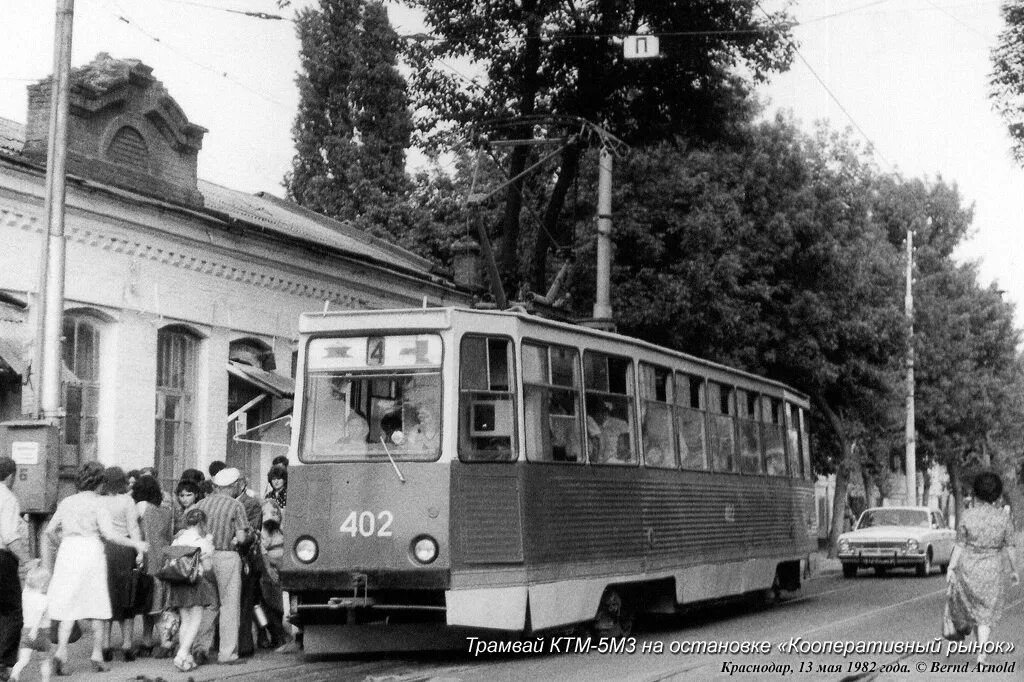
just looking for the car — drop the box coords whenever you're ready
[837,506,955,578]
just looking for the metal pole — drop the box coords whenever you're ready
[905,220,917,505]
[592,145,613,324]
[37,0,75,417]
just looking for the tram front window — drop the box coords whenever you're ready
[301,335,442,462]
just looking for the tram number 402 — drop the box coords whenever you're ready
[339,510,394,538]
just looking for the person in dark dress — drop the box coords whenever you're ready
[0,457,28,682]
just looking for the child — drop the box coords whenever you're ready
[11,560,51,682]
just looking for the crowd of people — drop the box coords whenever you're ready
[0,455,293,680]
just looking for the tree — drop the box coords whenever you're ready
[873,176,1021,524]
[286,0,413,224]
[991,0,1024,163]
[558,115,906,553]
[402,0,796,295]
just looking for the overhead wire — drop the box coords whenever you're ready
[755,2,895,173]
[103,0,293,109]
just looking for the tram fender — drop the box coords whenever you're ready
[527,579,609,631]
[446,585,528,630]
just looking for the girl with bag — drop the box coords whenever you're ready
[945,472,1020,664]
[162,508,215,673]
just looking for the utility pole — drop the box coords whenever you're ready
[591,145,613,329]
[904,218,923,506]
[34,0,75,418]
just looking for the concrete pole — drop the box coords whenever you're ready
[592,145,613,325]
[905,221,916,505]
[36,0,75,417]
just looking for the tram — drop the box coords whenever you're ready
[280,307,818,652]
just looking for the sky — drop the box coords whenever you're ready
[1,0,1023,320]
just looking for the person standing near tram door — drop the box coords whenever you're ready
[1,457,29,682]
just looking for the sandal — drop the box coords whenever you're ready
[174,655,197,673]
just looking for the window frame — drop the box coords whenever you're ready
[638,362,677,469]
[582,350,638,466]
[457,334,518,463]
[155,326,199,493]
[522,339,585,465]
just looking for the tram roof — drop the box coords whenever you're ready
[299,306,809,404]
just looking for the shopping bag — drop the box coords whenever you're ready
[155,545,202,584]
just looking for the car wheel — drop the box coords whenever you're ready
[842,564,858,578]
[916,551,932,577]
[940,562,949,574]
[874,566,888,576]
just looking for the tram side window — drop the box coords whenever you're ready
[675,373,708,470]
[785,403,803,477]
[459,336,516,462]
[737,390,763,474]
[706,382,736,472]
[523,342,583,463]
[640,363,676,468]
[788,404,811,479]
[764,398,787,476]
[584,352,636,465]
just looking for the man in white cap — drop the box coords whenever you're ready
[193,467,252,665]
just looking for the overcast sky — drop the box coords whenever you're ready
[2,0,1022,320]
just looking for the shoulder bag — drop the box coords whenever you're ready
[155,545,202,584]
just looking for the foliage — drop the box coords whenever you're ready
[285,0,413,224]
[991,0,1024,164]
[401,0,797,293]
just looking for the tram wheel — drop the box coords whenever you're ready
[592,589,634,639]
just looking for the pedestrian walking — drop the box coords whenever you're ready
[44,462,148,675]
[1,456,29,682]
[133,475,173,656]
[234,474,262,658]
[163,508,216,673]
[99,466,143,662]
[946,471,1021,664]
[9,560,51,682]
[192,467,251,665]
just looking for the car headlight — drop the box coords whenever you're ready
[905,539,919,552]
[839,539,850,551]
[294,536,319,564]
[412,535,439,564]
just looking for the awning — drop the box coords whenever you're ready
[227,360,295,399]
[0,337,27,376]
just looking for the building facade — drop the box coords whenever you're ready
[0,54,472,499]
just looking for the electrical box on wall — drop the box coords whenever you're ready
[0,419,60,513]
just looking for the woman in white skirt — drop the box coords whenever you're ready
[43,462,148,675]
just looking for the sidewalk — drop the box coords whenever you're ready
[20,644,305,681]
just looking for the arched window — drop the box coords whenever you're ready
[155,326,199,492]
[62,315,102,464]
[107,126,149,171]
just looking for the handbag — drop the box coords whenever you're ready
[942,582,971,641]
[155,545,202,584]
[129,566,155,612]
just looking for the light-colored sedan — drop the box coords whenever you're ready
[838,506,955,578]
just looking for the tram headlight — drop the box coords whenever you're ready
[294,536,319,564]
[411,535,439,564]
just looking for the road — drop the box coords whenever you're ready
[51,568,1022,681]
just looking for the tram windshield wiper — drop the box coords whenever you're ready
[379,436,406,483]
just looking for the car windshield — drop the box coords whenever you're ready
[857,509,929,529]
